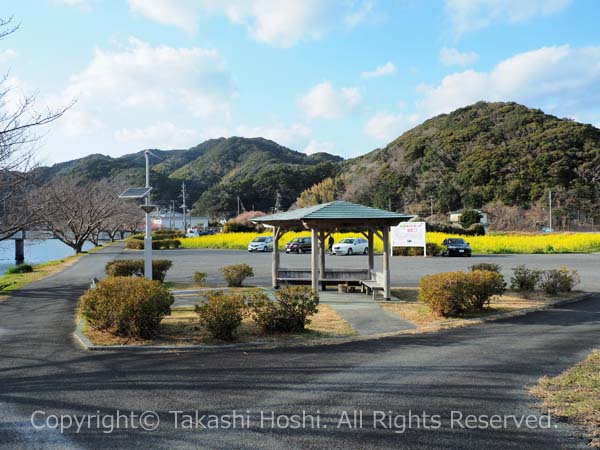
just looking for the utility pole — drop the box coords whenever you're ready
[274,191,281,213]
[388,197,392,212]
[237,195,241,216]
[549,189,552,231]
[181,182,187,231]
[429,196,434,217]
[170,200,175,230]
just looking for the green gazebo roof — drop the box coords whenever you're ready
[252,201,412,228]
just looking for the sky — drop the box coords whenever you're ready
[2,0,600,165]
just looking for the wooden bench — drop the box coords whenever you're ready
[277,268,370,288]
[360,270,385,300]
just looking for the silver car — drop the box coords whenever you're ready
[332,237,368,255]
[248,236,273,252]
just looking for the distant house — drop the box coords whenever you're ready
[150,210,209,231]
[449,209,488,226]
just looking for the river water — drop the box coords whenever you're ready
[0,239,96,274]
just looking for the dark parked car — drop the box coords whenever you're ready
[442,238,472,257]
[285,237,312,254]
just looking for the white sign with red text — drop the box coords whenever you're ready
[391,222,426,249]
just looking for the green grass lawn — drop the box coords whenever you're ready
[531,350,600,448]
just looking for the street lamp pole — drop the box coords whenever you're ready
[143,150,153,279]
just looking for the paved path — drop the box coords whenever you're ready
[318,291,416,335]
[0,245,598,449]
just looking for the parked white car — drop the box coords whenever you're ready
[332,237,368,255]
[248,236,274,252]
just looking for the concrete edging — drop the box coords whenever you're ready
[72,292,595,352]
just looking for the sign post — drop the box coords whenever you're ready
[391,222,427,257]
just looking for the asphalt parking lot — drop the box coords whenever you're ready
[150,248,600,291]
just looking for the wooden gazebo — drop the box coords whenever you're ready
[252,201,412,300]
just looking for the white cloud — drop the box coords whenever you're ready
[344,1,373,28]
[62,37,233,128]
[303,139,337,155]
[129,0,199,33]
[440,47,479,66]
[128,0,370,47]
[446,0,571,36]
[364,111,419,141]
[299,82,361,120]
[114,122,199,149]
[361,61,397,78]
[420,45,600,117]
[0,49,17,63]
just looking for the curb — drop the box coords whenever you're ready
[73,292,596,352]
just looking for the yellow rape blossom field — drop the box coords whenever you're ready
[180,231,600,254]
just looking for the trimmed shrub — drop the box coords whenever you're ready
[105,259,172,282]
[195,290,247,341]
[126,237,182,250]
[152,260,173,282]
[249,286,319,333]
[540,267,580,295]
[220,264,254,287]
[125,239,144,250]
[419,270,505,316]
[78,276,173,338]
[193,271,207,286]
[419,271,470,317]
[510,265,542,292]
[470,263,501,273]
[5,263,34,274]
[465,270,505,310]
[468,223,486,236]
[393,243,443,257]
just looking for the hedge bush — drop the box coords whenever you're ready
[125,239,144,250]
[195,290,247,340]
[465,270,505,310]
[5,263,34,274]
[78,276,173,338]
[393,243,443,256]
[419,271,470,317]
[470,263,501,273]
[249,286,319,333]
[193,271,207,286]
[419,270,505,317]
[510,265,542,292]
[220,264,254,287]
[126,238,181,250]
[105,259,173,282]
[540,267,580,295]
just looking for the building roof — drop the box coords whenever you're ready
[252,201,412,229]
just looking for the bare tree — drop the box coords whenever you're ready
[35,177,126,254]
[0,17,70,240]
[101,207,143,242]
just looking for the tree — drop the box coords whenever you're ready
[460,209,482,228]
[0,17,69,240]
[35,177,126,254]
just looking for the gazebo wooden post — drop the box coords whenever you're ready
[272,226,281,289]
[311,227,319,293]
[367,228,374,274]
[382,225,391,300]
[319,231,326,291]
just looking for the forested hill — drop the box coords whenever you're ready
[335,102,600,221]
[36,102,600,222]
[35,137,342,218]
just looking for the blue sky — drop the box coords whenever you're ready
[2,0,599,164]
